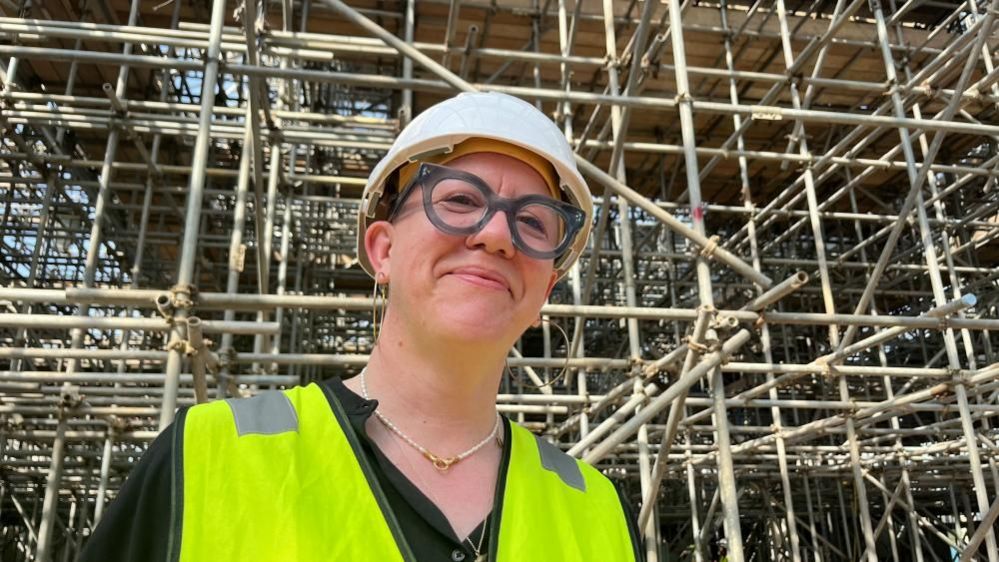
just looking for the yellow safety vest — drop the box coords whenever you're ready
[175,383,637,561]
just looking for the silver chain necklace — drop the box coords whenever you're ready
[467,523,487,561]
[360,369,501,472]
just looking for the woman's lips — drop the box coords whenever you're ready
[448,268,510,292]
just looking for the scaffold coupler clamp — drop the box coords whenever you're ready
[165,338,187,354]
[639,361,654,380]
[708,339,724,356]
[687,339,709,355]
[169,283,198,312]
[883,77,901,99]
[640,52,653,74]
[753,312,767,331]
[711,314,739,332]
[217,346,237,372]
[59,383,83,410]
[846,398,859,416]
[923,79,943,100]
[4,412,24,428]
[106,415,127,436]
[267,125,283,144]
[628,358,643,375]
[784,128,807,144]
[699,234,721,259]
[817,360,836,379]
[937,315,952,330]
[155,292,175,322]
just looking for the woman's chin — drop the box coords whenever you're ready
[428,307,525,346]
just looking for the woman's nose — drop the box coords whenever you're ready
[466,210,516,258]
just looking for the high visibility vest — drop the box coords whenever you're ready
[175,383,638,561]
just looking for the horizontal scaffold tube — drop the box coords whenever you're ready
[0,314,279,334]
[3,288,995,329]
[1,46,996,136]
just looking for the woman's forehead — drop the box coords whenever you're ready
[445,152,553,198]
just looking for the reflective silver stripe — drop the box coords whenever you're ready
[534,435,586,492]
[225,391,299,436]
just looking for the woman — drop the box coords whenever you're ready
[82,92,641,561]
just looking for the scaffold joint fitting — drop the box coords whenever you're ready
[847,398,859,414]
[699,235,720,258]
[165,339,187,353]
[819,361,837,377]
[218,347,237,370]
[640,53,652,71]
[912,80,932,98]
[674,92,693,105]
[687,340,709,354]
[169,283,198,311]
[59,383,83,409]
[753,315,766,331]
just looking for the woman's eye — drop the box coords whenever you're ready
[435,191,485,213]
[517,214,548,235]
[444,194,479,206]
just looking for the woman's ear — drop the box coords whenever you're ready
[365,220,394,279]
[544,271,558,300]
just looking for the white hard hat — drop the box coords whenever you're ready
[356,91,593,281]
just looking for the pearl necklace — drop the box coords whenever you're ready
[360,369,501,472]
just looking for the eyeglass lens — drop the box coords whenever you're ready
[429,177,568,255]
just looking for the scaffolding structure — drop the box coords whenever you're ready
[0,0,997,560]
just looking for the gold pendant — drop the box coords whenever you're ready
[424,452,458,472]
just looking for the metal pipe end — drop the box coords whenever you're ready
[102,83,113,92]
[793,271,809,285]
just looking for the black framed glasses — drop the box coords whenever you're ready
[387,162,586,260]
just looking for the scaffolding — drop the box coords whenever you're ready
[0,0,997,560]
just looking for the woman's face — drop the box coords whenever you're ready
[366,152,559,347]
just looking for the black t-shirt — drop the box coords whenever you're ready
[80,378,643,561]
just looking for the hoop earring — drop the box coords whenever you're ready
[372,273,388,343]
[506,316,572,389]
